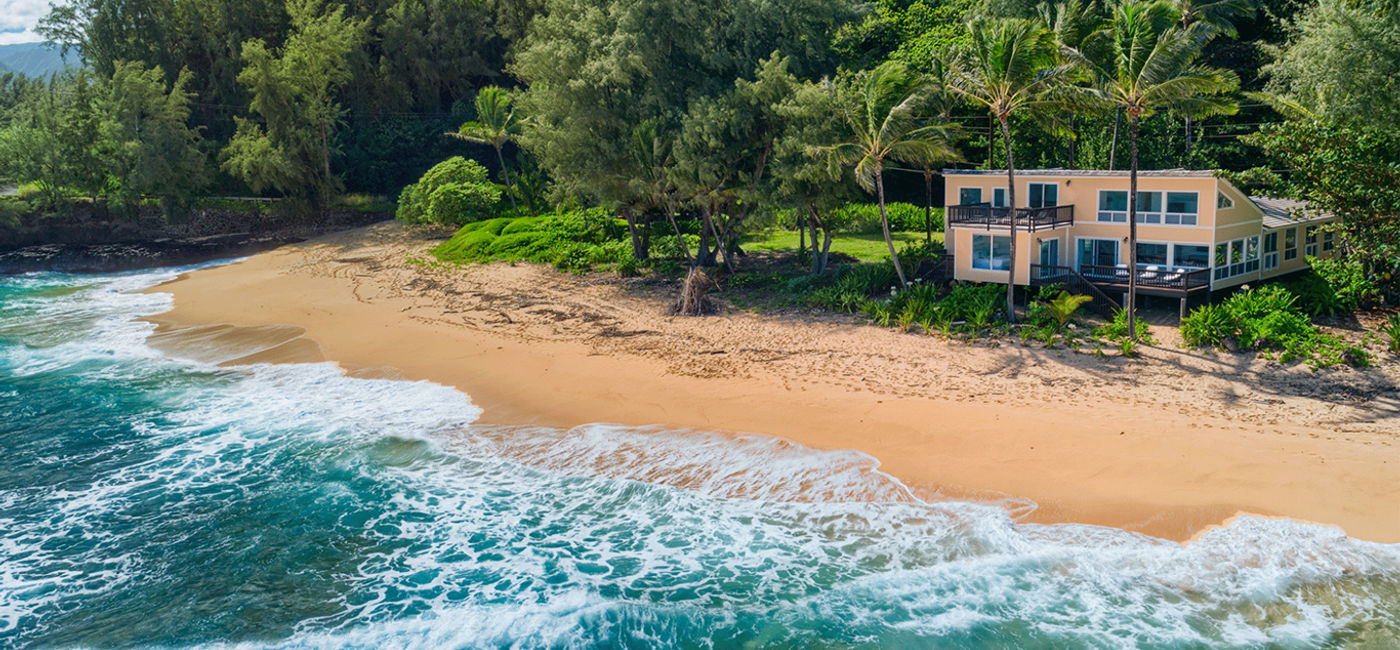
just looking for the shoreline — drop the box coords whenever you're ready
[140,222,1400,543]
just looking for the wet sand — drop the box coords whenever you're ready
[142,222,1400,543]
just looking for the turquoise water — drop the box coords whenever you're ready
[1,267,1397,649]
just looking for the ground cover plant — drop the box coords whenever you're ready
[1180,285,1371,368]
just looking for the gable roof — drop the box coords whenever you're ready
[1250,196,1333,228]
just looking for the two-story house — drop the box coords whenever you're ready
[941,169,1337,315]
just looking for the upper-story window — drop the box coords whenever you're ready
[1097,190,1199,225]
[1097,191,1128,222]
[958,187,1008,207]
[1028,183,1058,208]
[1284,227,1298,260]
[1305,225,1319,256]
[1217,192,1233,208]
[1164,192,1199,225]
[1322,229,1335,252]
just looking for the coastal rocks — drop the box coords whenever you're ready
[0,204,389,274]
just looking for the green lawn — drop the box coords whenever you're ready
[743,230,941,263]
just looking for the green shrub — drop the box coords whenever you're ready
[431,208,635,273]
[1095,308,1155,344]
[1382,313,1400,355]
[1309,256,1380,312]
[396,156,504,225]
[836,263,900,297]
[837,202,930,234]
[1179,285,1368,367]
[1278,271,1343,317]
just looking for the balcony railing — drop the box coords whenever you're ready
[947,204,1074,231]
[1047,263,1209,294]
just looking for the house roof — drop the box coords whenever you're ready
[942,168,1217,178]
[1249,196,1333,228]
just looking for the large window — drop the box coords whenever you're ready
[959,188,983,205]
[1213,235,1260,280]
[1165,192,1199,225]
[1028,183,1058,208]
[1136,242,1168,266]
[971,234,1011,271]
[1098,191,1128,222]
[1097,190,1198,225]
[1078,238,1119,270]
[1136,191,1163,224]
[992,187,1008,208]
[1263,231,1279,271]
[1039,239,1060,267]
[1284,227,1298,260]
[1173,244,1210,269]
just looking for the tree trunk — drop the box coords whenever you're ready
[1184,115,1193,154]
[1127,113,1141,342]
[495,145,520,216]
[664,206,692,268]
[698,209,718,267]
[1109,108,1121,171]
[923,169,934,244]
[987,113,995,166]
[875,163,909,289]
[1067,112,1077,169]
[1000,117,1019,323]
[623,209,646,261]
[798,210,806,255]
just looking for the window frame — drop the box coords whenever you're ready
[1284,227,1298,261]
[1028,182,1059,209]
[971,234,1012,271]
[958,187,984,206]
[1263,231,1279,271]
[1305,225,1319,257]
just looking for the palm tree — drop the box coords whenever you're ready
[1037,0,1107,168]
[1085,0,1238,340]
[950,17,1081,321]
[813,61,956,288]
[1166,0,1251,150]
[915,51,963,244]
[448,86,522,216]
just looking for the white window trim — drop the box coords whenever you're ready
[1213,235,1262,281]
[1132,240,1210,271]
[992,187,1008,208]
[1095,189,1200,226]
[971,233,1012,271]
[1074,236,1121,271]
[1216,192,1234,209]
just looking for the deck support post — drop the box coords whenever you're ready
[1179,296,1188,323]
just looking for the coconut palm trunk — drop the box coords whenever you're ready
[875,164,908,287]
[1127,112,1141,340]
[998,117,1019,322]
[923,169,935,244]
[493,144,519,216]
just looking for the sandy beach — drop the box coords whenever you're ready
[142,222,1400,543]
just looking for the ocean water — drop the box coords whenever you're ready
[0,267,1397,649]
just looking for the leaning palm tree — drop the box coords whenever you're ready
[915,51,964,244]
[1085,0,1238,340]
[950,17,1081,321]
[813,61,957,288]
[448,86,522,216]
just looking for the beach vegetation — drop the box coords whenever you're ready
[446,86,523,216]
[396,157,504,226]
[433,208,640,273]
[1382,314,1400,355]
[1180,285,1370,368]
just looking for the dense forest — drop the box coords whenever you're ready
[0,0,1396,313]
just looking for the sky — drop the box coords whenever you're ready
[0,0,52,45]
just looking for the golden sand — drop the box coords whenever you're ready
[142,222,1400,542]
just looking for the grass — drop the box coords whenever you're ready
[743,230,941,262]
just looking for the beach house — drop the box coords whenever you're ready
[941,169,1337,314]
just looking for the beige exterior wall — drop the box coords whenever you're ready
[943,171,1333,290]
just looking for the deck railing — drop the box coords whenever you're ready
[946,204,1074,231]
[1069,263,1212,292]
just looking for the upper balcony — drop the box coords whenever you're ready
[947,204,1074,232]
